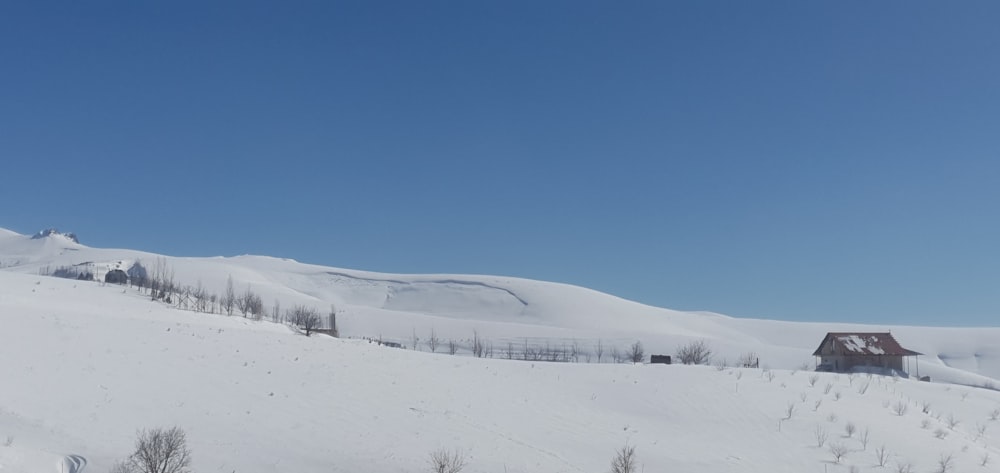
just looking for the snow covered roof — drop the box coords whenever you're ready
[812,332,922,357]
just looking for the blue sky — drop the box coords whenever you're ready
[2,2,999,326]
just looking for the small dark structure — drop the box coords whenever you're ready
[105,269,129,285]
[650,354,672,364]
[813,332,921,376]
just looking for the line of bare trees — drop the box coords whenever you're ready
[69,258,337,337]
[403,331,654,364]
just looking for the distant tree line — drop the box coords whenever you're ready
[40,257,337,337]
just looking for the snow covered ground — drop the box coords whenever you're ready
[1,229,999,472]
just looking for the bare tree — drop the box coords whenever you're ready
[737,351,759,368]
[676,340,713,365]
[411,329,420,350]
[829,443,848,463]
[610,443,637,473]
[448,340,458,355]
[192,280,207,312]
[595,339,604,363]
[127,426,191,473]
[271,299,281,323]
[427,328,440,353]
[628,340,644,364]
[289,306,321,336]
[428,448,466,473]
[222,275,236,316]
[610,346,623,364]
[236,284,252,317]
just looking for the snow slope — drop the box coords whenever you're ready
[2,272,1000,472]
[2,228,998,385]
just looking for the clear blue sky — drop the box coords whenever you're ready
[2,2,998,326]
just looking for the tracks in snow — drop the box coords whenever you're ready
[62,454,87,473]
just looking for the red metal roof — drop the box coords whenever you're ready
[812,332,921,357]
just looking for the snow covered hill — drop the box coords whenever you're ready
[2,228,998,384]
[1,227,999,472]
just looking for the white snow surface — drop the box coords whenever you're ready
[2,229,1000,472]
[839,335,887,355]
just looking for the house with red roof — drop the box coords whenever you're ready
[812,332,922,376]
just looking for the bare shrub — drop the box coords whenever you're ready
[833,391,842,401]
[676,340,712,365]
[127,426,191,473]
[844,421,856,438]
[857,381,870,395]
[808,374,819,387]
[428,448,467,473]
[946,413,960,430]
[784,402,796,420]
[859,427,870,450]
[109,460,132,473]
[610,346,623,364]
[737,352,759,368]
[895,461,913,473]
[974,423,987,440]
[427,329,439,353]
[922,401,932,414]
[920,419,930,429]
[472,331,486,358]
[829,442,848,463]
[270,299,281,323]
[933,428,948,439]
[875,445,889,467]
[222,275,236,316]
[2,436,12,447]
[936,453,954,473]
[610,443,638,473]
[814,426,828,447]
[448,340,458,355]
[629,340,644,364]
[765,370,776,382]
[813,399,822,412]
[824,382,834,395]
[289,305,321,336]
[893,400,909,416]
[989,407,1000,421]
[982,452,991,467]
